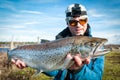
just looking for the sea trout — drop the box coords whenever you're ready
[7,36,110,74]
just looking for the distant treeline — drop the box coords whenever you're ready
[105,44,120,50]
[0,42,37,44]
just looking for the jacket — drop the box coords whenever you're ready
[44,24,104,80]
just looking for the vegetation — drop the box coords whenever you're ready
[0,50,120,80]
[7,68,53,80]
[0,42,37,44]
[103,50,120,80]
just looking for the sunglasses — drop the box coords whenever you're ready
[68,18,87,27]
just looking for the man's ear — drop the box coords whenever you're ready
[65,18,69,25]
[66,22,68,25]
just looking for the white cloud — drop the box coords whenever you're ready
[0,25,57,42]
[90,20,120,29]
[0,25,26,30]
[88,9,105,17]
[0,35,13,42]
[20,10,43,15]
[107,35,120,44]
[0,0,16,11]
[92,31,120,44]
[25,0,60,3]
[24,21,40,25]
[103,19,120,26]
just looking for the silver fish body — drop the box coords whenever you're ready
[8,36,110,73]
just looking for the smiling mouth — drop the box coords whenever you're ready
[76,28,84,32]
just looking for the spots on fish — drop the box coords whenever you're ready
[8,36,109,72]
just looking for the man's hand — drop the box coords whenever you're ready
[67,54,91,70]
[11,59,26,69]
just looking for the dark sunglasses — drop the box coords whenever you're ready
[69,18,87,27]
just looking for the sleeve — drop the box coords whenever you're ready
[43,70,59,77]
[72,56,104,80]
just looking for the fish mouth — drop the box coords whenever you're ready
[92,49,110,58]
[91,38,109,58]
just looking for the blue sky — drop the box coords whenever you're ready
[0,0,120,44]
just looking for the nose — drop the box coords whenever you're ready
[76,22,83,28]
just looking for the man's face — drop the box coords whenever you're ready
[68,17,88,36]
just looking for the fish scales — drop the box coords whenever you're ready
[8,36,110,74]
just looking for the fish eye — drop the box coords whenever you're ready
[90,43,95,46]
[90,42,97,47]
[84,42,98,47]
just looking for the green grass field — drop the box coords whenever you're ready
[0,50,120,80]
[103,50,120,80]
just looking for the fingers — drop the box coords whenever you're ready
[16,60,25,69]
[74,55,82,66]
[66,53,73,59]
[69,54,82,70]
[69,56,82,70]
[11,58,16,64]
[84,57,91,64]
[68,54,91,70]
[11,59,26,69]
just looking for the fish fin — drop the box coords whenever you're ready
[32,69,43,77]
[62,54,73,70]
[30,70,43,80]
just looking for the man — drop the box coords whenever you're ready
[12,3,104,80]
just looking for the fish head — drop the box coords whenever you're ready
[73,36,109,58]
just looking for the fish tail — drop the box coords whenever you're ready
[7,49,11,62]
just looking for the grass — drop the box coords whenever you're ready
[5,68,53,80]
[103,50,120,80]
[0,50,120,80]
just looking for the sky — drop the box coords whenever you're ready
[0,0,120,44]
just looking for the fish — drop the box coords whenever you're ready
[7,36,110,74]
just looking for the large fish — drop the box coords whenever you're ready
[7,36,110,74]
